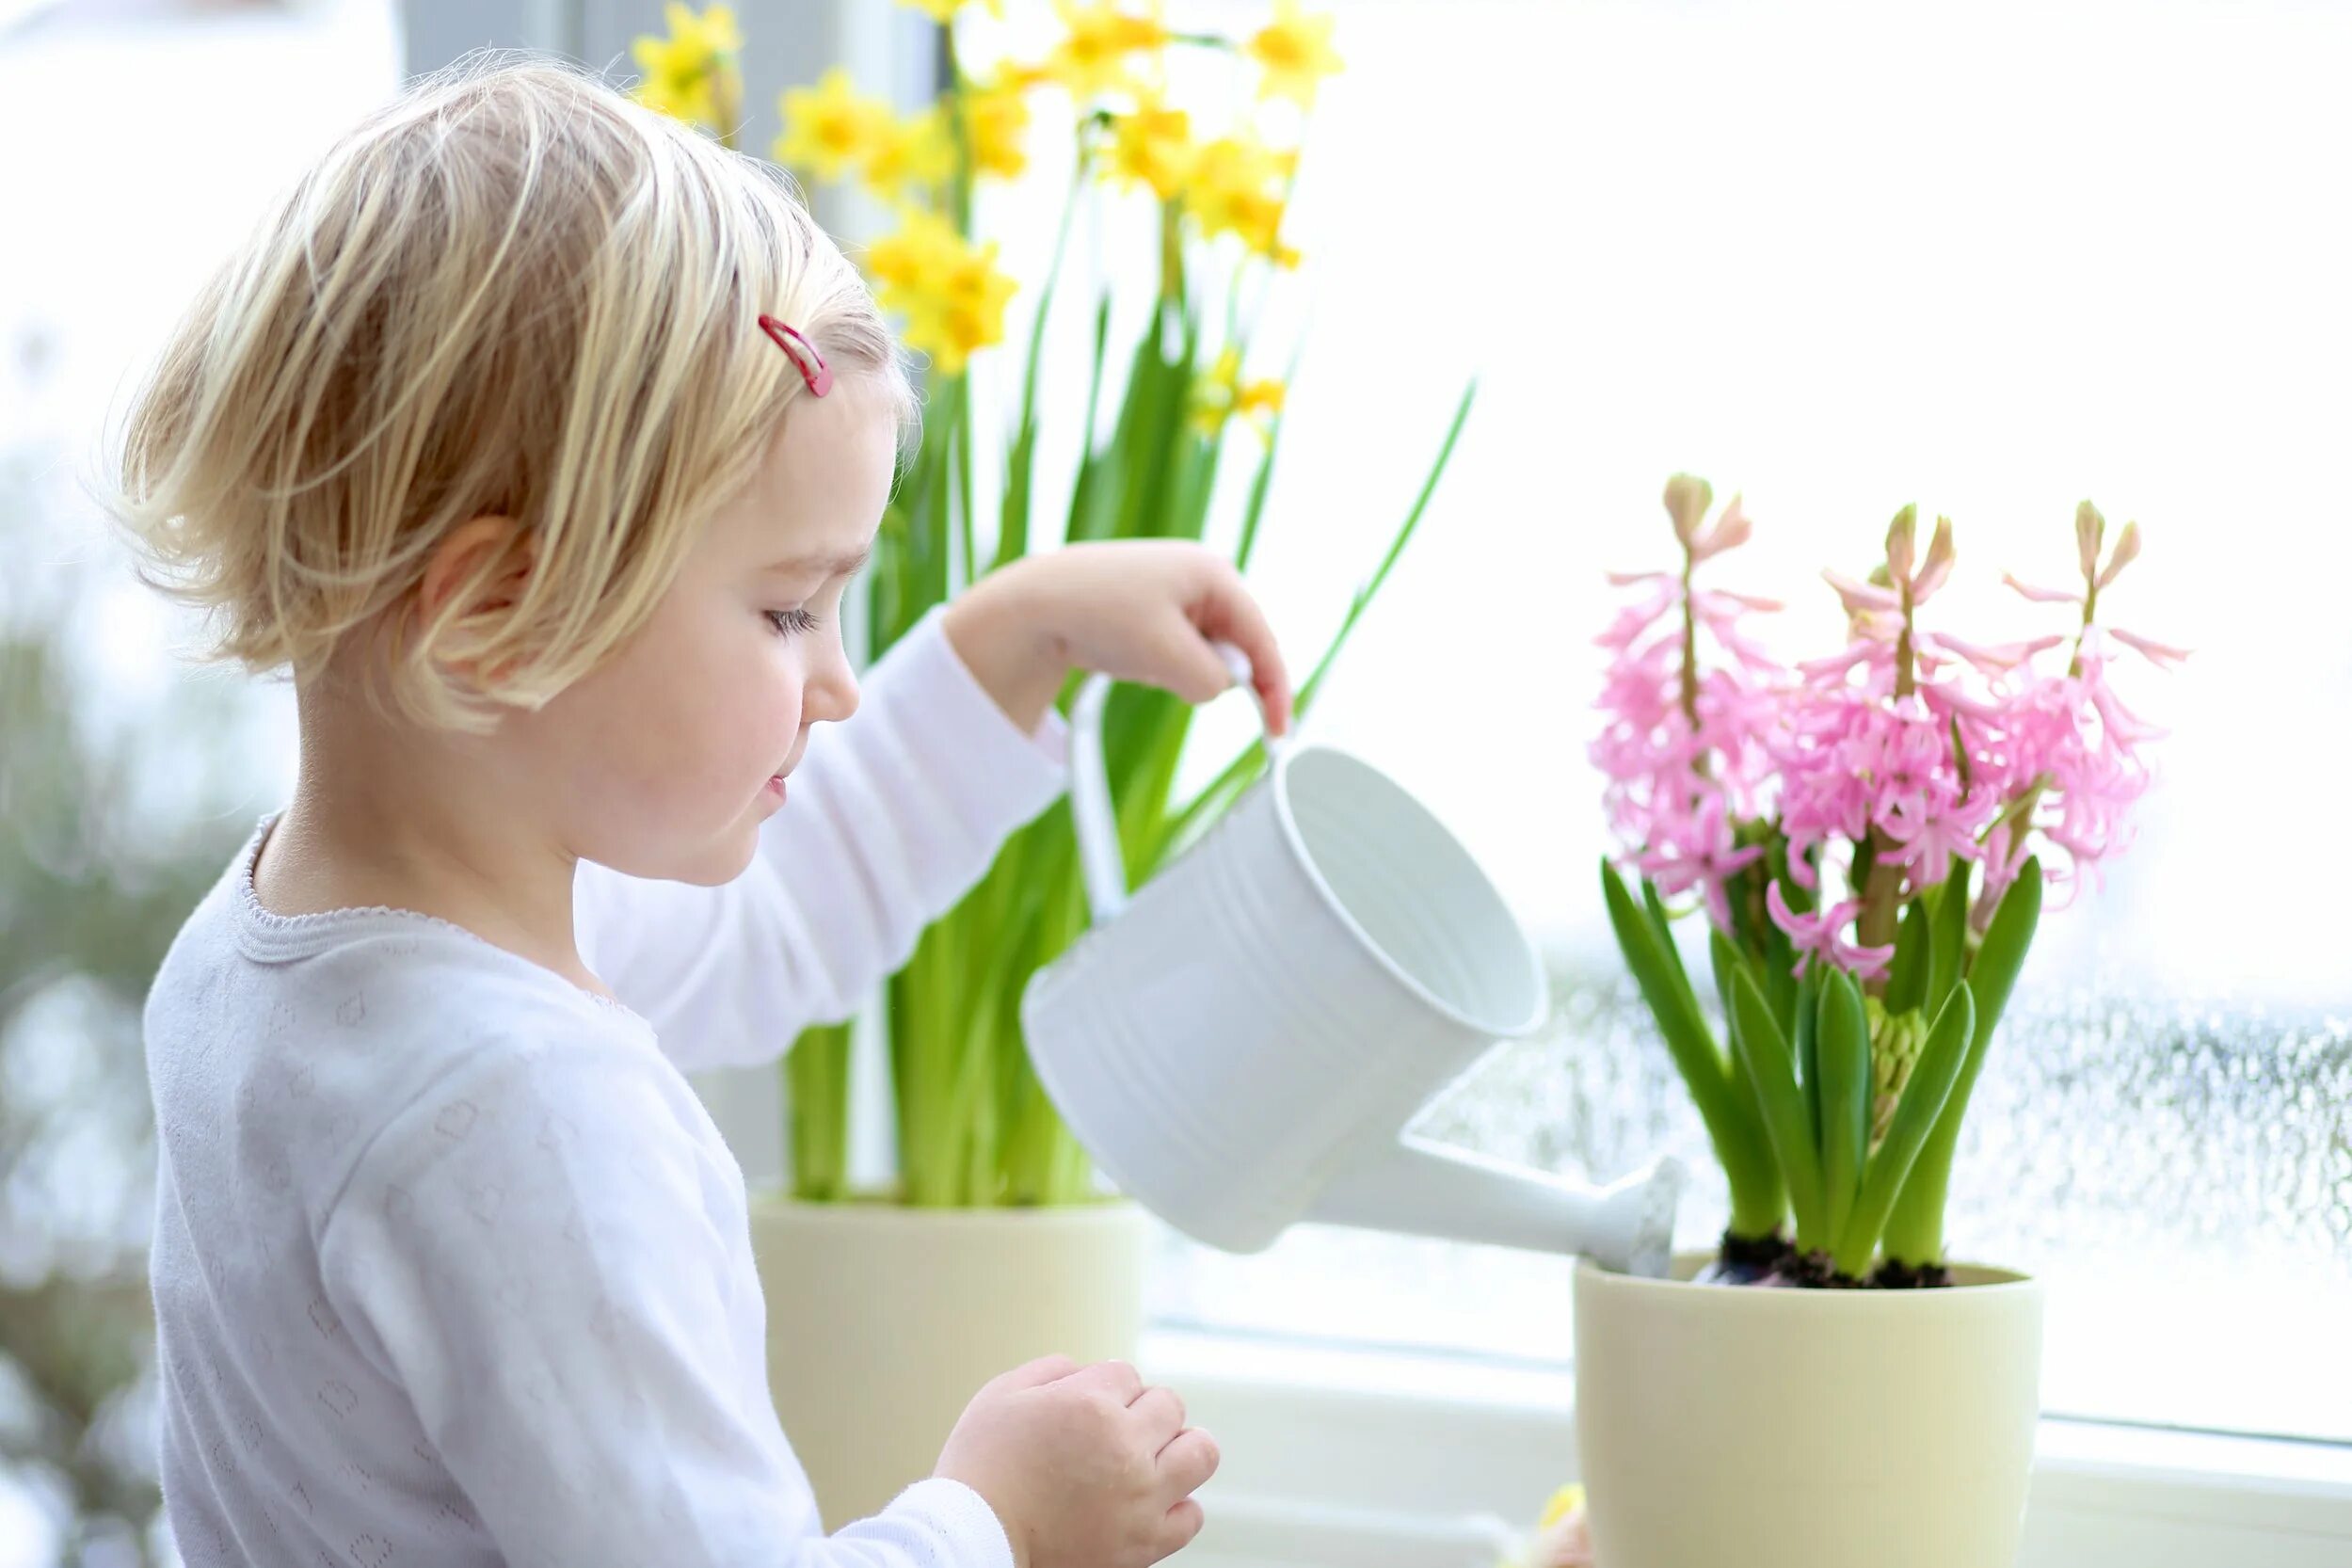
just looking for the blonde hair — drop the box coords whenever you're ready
[103,52,913,729]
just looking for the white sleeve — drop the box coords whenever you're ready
[574,608,1069,1073]
[316,1036,1016,1568]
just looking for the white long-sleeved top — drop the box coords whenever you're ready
[142,610,1069,1568]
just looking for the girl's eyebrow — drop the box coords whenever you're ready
[763,547,872,578]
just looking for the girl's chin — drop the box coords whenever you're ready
[662,796,780,886]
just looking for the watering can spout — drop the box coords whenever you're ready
[1306,1137,1686,1278]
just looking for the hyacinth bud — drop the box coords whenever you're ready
[1912,515,1957,600]
[1664,473,1714,547]
[1690,493,1752,561]
[1865,997,1929,1149]
[2075,499,2107,582]
[2097,519,2141,589]
[1884,504,1920,584]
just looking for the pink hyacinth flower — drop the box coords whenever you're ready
[1766,881,1895,981]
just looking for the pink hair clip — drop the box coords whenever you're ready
[758,313,833,398]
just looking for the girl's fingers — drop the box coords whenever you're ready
[1156,1425,1221,1498]
[1066,1358,1145,1404]
[1127,1384,1188,1447]
[1194,575,1291,736]
[1159,1496,1208,1556]
[1158,616,1245,706]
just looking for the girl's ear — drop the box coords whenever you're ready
[414,515,536,685]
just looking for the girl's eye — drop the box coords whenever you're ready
[765,607,821,636]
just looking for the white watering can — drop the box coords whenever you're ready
[1020,649,1684,1277]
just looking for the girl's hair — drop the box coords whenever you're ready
[102,51,913,730]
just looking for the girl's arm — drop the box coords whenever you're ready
[573,540,1291,1074]
[572,606,1067,1073]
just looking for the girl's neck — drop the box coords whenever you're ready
[252,688,611,1000]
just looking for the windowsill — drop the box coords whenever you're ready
[1143,1325,2352,1566]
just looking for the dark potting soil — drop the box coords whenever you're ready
[1695,1228,1797,1285]
[1870,1257,1956,1289]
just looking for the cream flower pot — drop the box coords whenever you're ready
[1572,1254,2043,1568]
[748,1194,1149,1529]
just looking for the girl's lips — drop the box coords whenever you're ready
[763,774,788,802]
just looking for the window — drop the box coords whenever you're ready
[0,8,402,1565]
[955,0,2352,1447]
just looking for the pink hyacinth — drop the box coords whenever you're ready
[1592,477,1786,931]
[1632,789,1765,931]
[1767,881,1896,980]
[1596,486,2174,985]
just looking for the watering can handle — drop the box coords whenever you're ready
[1069,641,1288,927]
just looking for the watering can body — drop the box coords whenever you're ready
[1020,664,1682,1277]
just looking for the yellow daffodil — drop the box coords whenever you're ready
[1524,1483,1595,1568]
[862,104,956,199]
[1245,0,1342,108]
[1238,376,1285,422]
[1043,1,1170,98]
[925,243,1019,375]
[1184,134,1302,266]
[959,71,1034,180]
[631,3,744,133]
[866,208,966,299]
[1538,1485,1586,1529]
[1190,346,1286,437]
[867,213,1016,377]
[1106,100,1196,200]
[895,0,1006,20]
[1190,346,1240,431]
[775,67,894,184]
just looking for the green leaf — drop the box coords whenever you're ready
[1232,420,1283,573]
[1815,969,1871,1256]
[1064,295,1117,542]
[1882,858,2043,1265]
[786,1020,854,1201]
[1885,895,1930,1016]
[1704,930,1784,1233]
[1835,980,1976,1278]
[1640,879,1680,965]
[1927,854,1970,1014]
[1706,920,1741,1015]
[1112,304,1201,542]
[993,152,1083,573]
[1291,382,1477,708]
[1728,964,1828,1253]
[1765,929,1800,1041]
[1793,965,1822,1159]
[1606,863,1785,1238]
